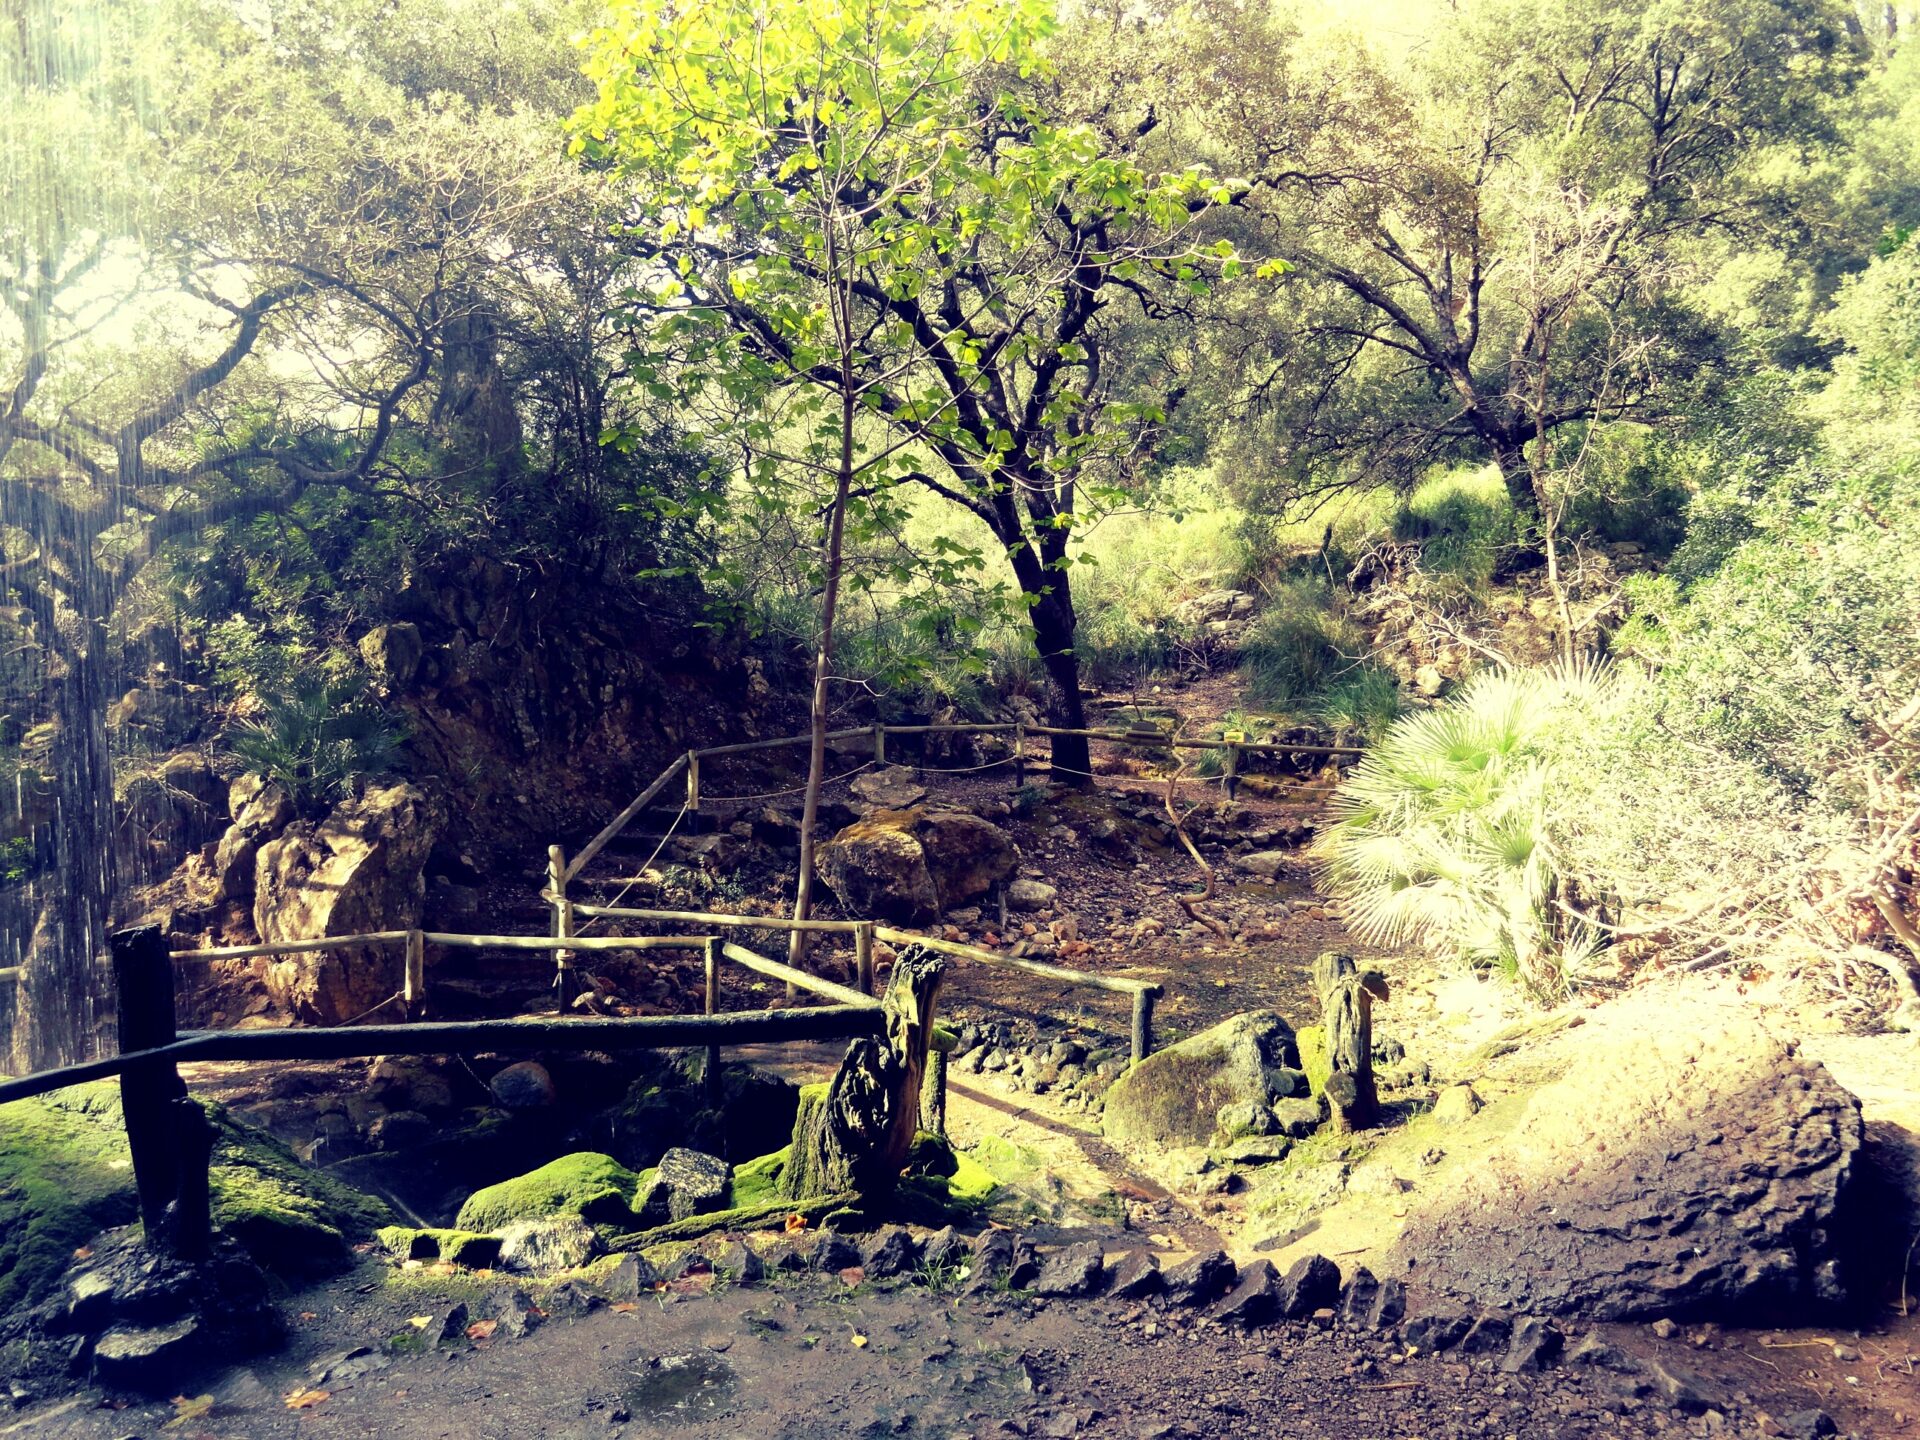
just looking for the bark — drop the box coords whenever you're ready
[1016,556,1092,786]
[780,944,946,1199]
[1311,950,1388,1133]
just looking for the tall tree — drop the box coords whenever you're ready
[578,0,1235,792]
[1170,0,1865,531]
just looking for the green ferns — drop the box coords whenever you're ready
[1314,662,1626,1001]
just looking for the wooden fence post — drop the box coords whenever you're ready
[685,749,701,832]
[547,845,577,1009]
[703,936,722,1105]
[111,925,210,1259]
[1311,951,1388,1132]
[1013,723,1026,789]
[402,928,426,1016]
[854,921,876,996]
[1223,739,1242,805]
[872,724,886,766]
[920,1043,949,1141]
[1130,984,1160,1066]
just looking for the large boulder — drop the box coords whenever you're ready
[255,783,441,1023]
[815,807,1015,925]
[1387,1009,1864,1322]
[1102,1011,1305,1150]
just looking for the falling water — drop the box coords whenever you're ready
[1,0,163,1072]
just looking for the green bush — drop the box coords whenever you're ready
[229,672,408,808]
[1389,467,1518,588]
[1240,580,1363,706]
[1315,668,1403,741]
[1314,661,1626,1001]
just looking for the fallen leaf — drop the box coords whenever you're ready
[72,1245,93,1262]
[837,1265,866,1287]
[297,1311,318,1322]
[851,1332,869,1349]
[611,1302,638,1314]
[165,1394,215,1430]
[785,1212,810,1233]
[466,1319,498,1341]
[284,1387,330,1410]
[407,1315,432,1329]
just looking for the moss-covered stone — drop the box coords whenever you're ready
[609,1055,800,1169]
[1101,1010,1302,1150]
[727,1147,789,1210]
[377,1226,502,1269]
[454,1152,643,1232]
[0,1084,390,1312]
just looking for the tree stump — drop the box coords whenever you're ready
[781,944,946,1199]
[1311,950,1389,1133]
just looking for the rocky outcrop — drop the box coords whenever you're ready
[849,765,927,812]
[1387,1010,1864,1322]
[254,783,442,1024]
[815,808,1015,925]
[208,774,295,904]
[1102,1010,1307,1150]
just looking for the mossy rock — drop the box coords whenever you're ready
[377,1226,503,1269]
[0,1084,390,1312]
[727,1147,790,1210]
[609,1056,800,1169]
[1101,1010,1302,1149]
[455,1152,643,1232]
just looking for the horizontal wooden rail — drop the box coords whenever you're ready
[872,926,1155,998]
[563,751,690,883]
[0,1005,886,1108]
[563,900,863,935]
[693,727,870,759]
[170,930,711,964]
[877,722,1017,735]
[719,942,876,1009]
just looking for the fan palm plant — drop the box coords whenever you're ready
[1314,660,1622,1001]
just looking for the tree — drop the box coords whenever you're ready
[1174,0,1864,534]
[0,0,587,1068]
[577,0,1235,794]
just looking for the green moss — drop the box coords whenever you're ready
[455,1152,642,1232]
[0,1086,140,1314]
[376,1226,502,1269]
[945,1150,1000,1205]
[207,1103,391,1274]
[727,1147,789,1210]
[0,1084,390,1311]
[1296,1024,1331,1096]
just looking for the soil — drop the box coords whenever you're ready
[20,670,1920,1439]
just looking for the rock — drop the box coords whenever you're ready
[1032,1242,1107,1298]
[1268,1095,1327,1138]
[488,1287,543,1339]
[815,808,1015,924]
[497,1216,601,1275]
[1457,1313,1513,1355]
[1102,1011,1301,1150]
[1414,664,1446,697]
[457,1153,641,1231]
[1107,1250,1163,1301]
[358,622,424,688]
[430,1300,471,1345]
[810,1232,862,1274]
[1402,1311,1473,1352]
[1501,1316,1564,1373]
[1007,878,1058,911]
[861,1226,922,1280]
[1234,851,1291,878]
[66,1269,116,1333]
[1568,1332,1633,1370]
[1368,1277,1407,1329]
[1775,1409,1837,1439]
[635,1148,732,1225]
[1212,1260,1283,1329]
[1429,1083,1483,1123]
[1646,1358,1720,1414]
[1161,1250,1236,1307]
[711,1238,763,1286]
[1214,1100,1277,1140]
[1338,1266,1379,1328]
[1387,1002,1864,1321]
[1277,1254,1340,1318]
[209,779,296,903]
[488,1061,557,1109]
[93,1317,202,1390]
[603,1253,661,1301]
[850,765,928,812]
[367,1110,433,1150]
[920,1226,968,1276]
[255,783,443,1024]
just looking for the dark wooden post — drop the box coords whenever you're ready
[1311,950,1389,1132]
[703,937,722,1105]
[1013,723,1026,789]
[1223,739,1242,805]
[111,926,209,1257]
[854,922,875,996]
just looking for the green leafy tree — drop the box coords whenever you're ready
[576,0,1237,804]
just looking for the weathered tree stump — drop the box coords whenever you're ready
[781,945,945,1198]
[1311,950,1389,1133]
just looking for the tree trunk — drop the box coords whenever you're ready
[789,387,857,971]
[1311,950,1387,1133]
[780,943,946,1199]
[1019,568,1091,787]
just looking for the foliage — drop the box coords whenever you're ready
[1240,582,1365,707]
[227,672,407,809]
[1316,662,1628,1000]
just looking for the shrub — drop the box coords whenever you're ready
[1240,580,1364,706]
[1389,467,1518,587]
[1314,661,1628,1001]
[228,673,408,808]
